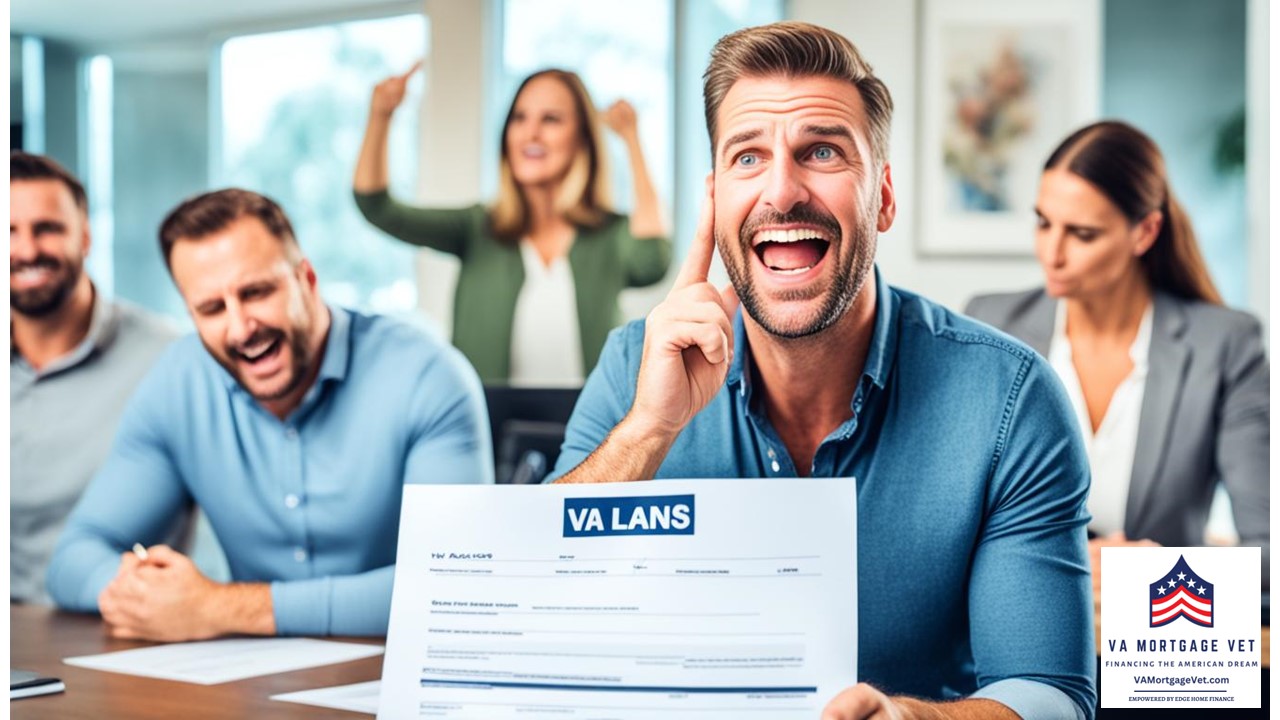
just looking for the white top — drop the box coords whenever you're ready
[508,240,584,387]
[1047,300,1154,536]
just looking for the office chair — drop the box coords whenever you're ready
[483,386,581,484]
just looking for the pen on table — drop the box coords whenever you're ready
[132,543,149,562]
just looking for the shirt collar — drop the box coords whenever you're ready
[861,267,897,391]
[316,304,351,384]
[725,265,898,401]
[11,283,118,375]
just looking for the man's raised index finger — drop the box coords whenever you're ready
[673,181,716,290]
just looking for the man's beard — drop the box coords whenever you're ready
[10,254,83,318]
[208,325,313,403]
[718,201,877,339]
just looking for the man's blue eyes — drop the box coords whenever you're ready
[736,147,836,166]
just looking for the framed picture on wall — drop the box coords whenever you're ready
[916,0,1101,256]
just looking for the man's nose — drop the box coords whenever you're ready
[225,302,258,346]
[761,156,810,215]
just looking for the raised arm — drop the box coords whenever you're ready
[351,62,478,257]
[601,100,665,239]
[555,183,736,484]
[354,61,420,194]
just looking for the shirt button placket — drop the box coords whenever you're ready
[283,424,307,565]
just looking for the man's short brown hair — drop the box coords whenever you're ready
[10,151,89,213]
[702,21,893,164]
[158,188,299,270]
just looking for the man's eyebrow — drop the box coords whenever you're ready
[802,124,856,141]
[719,128,763,162]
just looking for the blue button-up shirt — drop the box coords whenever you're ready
[47,306,493,636]
[550,270,1096,720]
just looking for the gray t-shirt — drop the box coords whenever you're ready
[11,293,178,603]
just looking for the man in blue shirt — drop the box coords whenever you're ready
[550,23,1094,720]
[47,189,492,640]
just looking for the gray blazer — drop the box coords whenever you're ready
[966,288,1269,587]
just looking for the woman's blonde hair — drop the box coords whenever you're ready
[490,69,612,242]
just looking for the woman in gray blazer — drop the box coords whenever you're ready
[966,121,1269,591]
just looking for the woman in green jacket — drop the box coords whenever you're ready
[353,65,671,385]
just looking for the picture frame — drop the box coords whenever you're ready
[916,0,1101,256]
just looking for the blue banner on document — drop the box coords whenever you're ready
[563,494,695,537]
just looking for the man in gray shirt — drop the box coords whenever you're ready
[10,151,178,603]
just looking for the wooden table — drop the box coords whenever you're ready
[10,604,383,719]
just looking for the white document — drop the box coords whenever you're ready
[64,638,384,685]
[379,478,857,719]
[273,680,382,714]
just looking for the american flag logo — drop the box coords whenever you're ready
[1149,555,1213,628]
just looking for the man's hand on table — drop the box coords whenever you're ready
[98,544,275,641]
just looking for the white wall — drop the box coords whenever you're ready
[789,0,1045,312]
[412,0,490,338]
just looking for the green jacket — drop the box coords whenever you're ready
[354,190,672,383]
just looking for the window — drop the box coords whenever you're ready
[218,13,427,313]
[84,55,114,298]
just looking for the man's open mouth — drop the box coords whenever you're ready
[233,333,283,367]
[752,228,831,275]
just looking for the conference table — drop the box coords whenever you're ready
[12,604,1269,718]
[10,604,383,719]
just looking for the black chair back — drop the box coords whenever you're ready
[483,386,581,484]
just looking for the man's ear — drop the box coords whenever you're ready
[297,258,318,290]
[81,213,93,258]
[876,163,896,233]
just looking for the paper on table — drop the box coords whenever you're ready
[272,680,381,714]
[378,479,858,720]
[64,638,384,685]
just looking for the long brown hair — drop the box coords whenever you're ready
[490,70,611,242]
[1044,121,1221,304]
